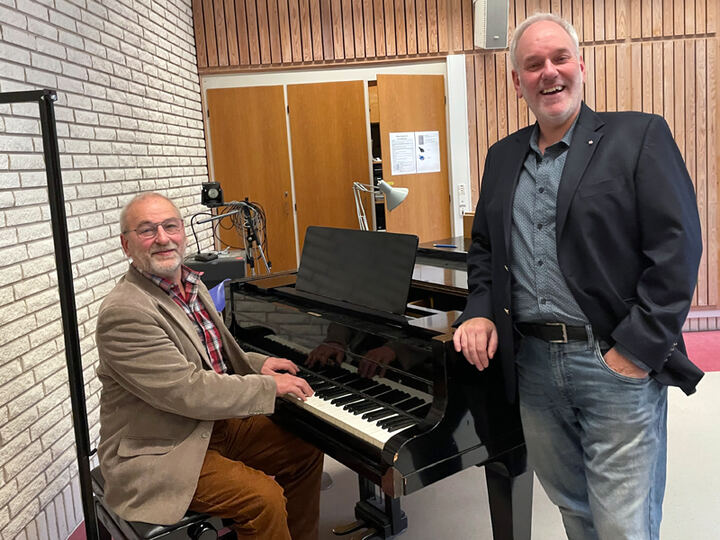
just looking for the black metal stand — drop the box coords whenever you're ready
[0,90,99,539]
[238,199,270,275]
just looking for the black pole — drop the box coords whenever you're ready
[1,89,99,539]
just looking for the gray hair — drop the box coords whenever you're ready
[119,192,180,232]
[509,13,580,71]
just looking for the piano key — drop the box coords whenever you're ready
[346,378,378,390]
[312,382,337,393]
[377,415,409,429]
[346,400,383,414]
[395,397,425,412]
[363,408,397,421]
[384,417,417,431]
[276,357,432,448]
[317,387,351,399]
[283,393,407,448]
[365,384,394,397]
[331,394,366,406]
[409,402,432,418]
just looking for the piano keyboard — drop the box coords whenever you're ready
[266,339,432,449]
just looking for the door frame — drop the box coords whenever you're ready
[200,58,471,259]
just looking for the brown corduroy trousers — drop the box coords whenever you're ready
[188,416,323,539]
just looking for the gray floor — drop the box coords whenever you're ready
[318,372,720,539]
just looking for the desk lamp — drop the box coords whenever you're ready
[353,180,409,231]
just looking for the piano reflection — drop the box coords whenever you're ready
[228,227,532,539]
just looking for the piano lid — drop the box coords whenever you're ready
[295,227,419,316]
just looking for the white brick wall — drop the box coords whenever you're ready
[0,0,211,538]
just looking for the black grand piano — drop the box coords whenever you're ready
[227,227,532,539]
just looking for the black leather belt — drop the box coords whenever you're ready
[516,322,589,343]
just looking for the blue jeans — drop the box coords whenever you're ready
[515,330,668,540]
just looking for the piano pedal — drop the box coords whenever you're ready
[350,527,379,540]
[332,519,365,535]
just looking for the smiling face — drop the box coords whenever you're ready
[120,195,186,285]
[512,20,585,137]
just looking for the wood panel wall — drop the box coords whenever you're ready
[192,0,720,326]
[192,0,476,70]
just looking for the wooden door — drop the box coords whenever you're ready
[287,81,370,252]
[207,86,297,272]
[377,74,451,242]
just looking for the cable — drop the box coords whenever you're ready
[224,199,271,274]
[192,200,272,274]
[189,212,213,254]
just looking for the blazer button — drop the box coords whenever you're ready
[504,265,509,272]
[201,432,210,439]
[504,308,510,316]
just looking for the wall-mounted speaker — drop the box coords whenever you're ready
[473,0,509,50]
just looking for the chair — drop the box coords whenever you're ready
[90,467,233,540]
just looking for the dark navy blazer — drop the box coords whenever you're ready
[457,103,704,399]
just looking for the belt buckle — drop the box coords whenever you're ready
[547,322,568,343]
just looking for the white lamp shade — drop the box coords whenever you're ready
[377,180,409,211]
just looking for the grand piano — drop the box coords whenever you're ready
[227,227,532,539]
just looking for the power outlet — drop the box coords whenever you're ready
[457,183,468,212]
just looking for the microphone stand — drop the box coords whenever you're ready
[238,200,271,276]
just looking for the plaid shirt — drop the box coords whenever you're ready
[136,265,228,374]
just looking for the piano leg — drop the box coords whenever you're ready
[485,460,533,540]
[333,476,407,539]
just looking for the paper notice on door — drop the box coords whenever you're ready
[415,131,440,173]
[389,132,416,175]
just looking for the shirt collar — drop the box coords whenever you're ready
[528,114,579,157]
[133,264,202,294]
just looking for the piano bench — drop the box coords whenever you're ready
[90,467,231,540]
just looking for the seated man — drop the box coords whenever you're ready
[95,192,323,539]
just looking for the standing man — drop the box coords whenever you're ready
[96,192,323,539]
[453,13,703,540]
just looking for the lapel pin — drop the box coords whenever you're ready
[588,140,594,145]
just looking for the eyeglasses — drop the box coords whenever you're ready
[123,218,184,239]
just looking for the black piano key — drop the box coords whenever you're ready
[312,382,337,393]
[318,387,350,399]
[376,389,411,405]
[345,401,381,413]
[331,373,359,384]
[395,397,426,412]
[315,385,344,397]
[365,384,393,397]
[410,402,432,418]
[347,378,377,390]
[377,414,408,429]
[383,417,417,431]
[331,394,365,406]
[362,408,397,421]
[312,366,344,377]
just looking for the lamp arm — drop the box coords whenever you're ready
[352,182,370,230]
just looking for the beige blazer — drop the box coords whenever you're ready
[95,266,276,524]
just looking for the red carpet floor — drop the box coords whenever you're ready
[683,331,720,372]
